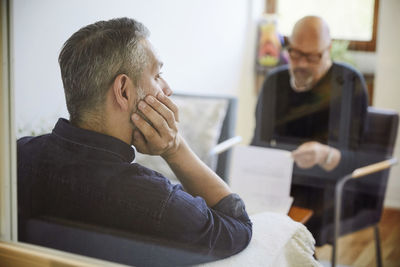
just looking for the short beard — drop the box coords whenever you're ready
[290,67,314,92]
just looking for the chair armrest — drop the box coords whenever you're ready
[351,158,398,178]
[209,136,242,155]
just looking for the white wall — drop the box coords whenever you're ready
[12,0,262,137]
[374,0,400,208]
[235,1,264,144]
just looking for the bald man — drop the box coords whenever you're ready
[252,16,368,246]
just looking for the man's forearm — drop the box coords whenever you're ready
[163,137,232,207]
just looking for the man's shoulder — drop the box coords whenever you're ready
[267,64,290,78]
[18,134,49,144]
[332,62,364,80]
[17,136,35,146]
[17,134,52,154]
[260,65,290,93]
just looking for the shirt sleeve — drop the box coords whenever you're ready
[251,71,278,147]
[159,184,252,260]
[212,193,248,219]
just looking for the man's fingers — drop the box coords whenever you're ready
[292,148,311,158]
[292,146,318,169]
[296,160,314,169]
[144,95,178,130]
[132,94,180,157]
[138,100,171,134]
[292,149,301,158]
[293,151,314,167]
[156,93,179,122]
[132,112,160,141]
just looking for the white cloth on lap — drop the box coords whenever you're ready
[198,212,321,267]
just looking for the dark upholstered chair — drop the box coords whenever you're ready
[20,93,239,266]
[25,216,214,266]
[331,107,399,267]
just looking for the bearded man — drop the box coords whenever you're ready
[251,16,368,246]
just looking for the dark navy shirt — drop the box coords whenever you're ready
[17,118,252,262]
[251,62,368,246]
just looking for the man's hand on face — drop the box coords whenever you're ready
[291,141,330,169]
[131,93,181,158]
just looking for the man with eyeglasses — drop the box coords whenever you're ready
[252,16,368,246]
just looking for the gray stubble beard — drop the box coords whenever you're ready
[289,68,314,92]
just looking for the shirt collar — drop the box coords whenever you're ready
[52,118,135,163]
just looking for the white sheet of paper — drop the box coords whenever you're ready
[229,145,294,215]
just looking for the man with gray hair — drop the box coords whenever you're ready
[17,17,252,265]
[252,16,368,246]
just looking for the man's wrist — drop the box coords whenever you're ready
[324,146,334,165]
[319,145,341,171]
[317,144,332,167]
[161,134,184,162]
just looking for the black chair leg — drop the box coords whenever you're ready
[374,225,383,267]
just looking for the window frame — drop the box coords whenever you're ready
[266,0,380,51]
[0,0,17,243]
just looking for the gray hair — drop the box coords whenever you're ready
[58,17,150,125]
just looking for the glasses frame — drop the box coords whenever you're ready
[287,46,330,64]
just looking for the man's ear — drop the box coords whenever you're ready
[112,74,134,111]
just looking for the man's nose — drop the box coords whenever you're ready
[296,55,309,67]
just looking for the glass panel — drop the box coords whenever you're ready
[10,0,400,266]
[12,1,256,266]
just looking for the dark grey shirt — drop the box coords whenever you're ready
[18,118,252,264]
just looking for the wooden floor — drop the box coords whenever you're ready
[315,208,400,267]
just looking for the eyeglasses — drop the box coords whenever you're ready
[287,47,328,64]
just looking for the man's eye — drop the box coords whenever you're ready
[156,72,163,79]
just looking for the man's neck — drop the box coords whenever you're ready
[312,60,333,89]
[78,115,132,145]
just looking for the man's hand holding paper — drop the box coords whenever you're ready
[292,141,341,171]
